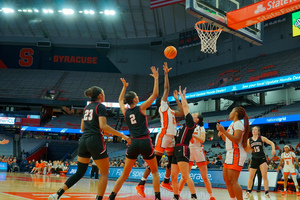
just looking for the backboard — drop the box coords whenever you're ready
[186,0,263,45]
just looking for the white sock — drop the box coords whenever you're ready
[284,188,287,191]
[141,177,147,181]
[209,193,213,197]
[230,198,236,200]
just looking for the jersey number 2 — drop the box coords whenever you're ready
[84,109,93,121]
[129,114,137,125]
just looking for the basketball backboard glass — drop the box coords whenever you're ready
[186,0,263,45]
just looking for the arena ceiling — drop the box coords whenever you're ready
[0,0,198,41]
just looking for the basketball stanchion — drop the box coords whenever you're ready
[195,21,223,54]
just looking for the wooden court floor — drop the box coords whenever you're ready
[0,172,297,200]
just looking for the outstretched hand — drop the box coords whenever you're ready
[173,90,179,100]
[163,62,172,74]
[150,66,159,79]
[120,78,129,87]
[0,139,9,144]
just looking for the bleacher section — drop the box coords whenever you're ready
[20,138,47,153]
[0,47,299,102]
[263,101,300,117]
[47,141,78,161]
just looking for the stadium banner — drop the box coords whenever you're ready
[0,45,120,73]
[0,117,15,125]
[0,162,7,172]
[155,73,300,104]
[292,10,300,37]
[220,113,300,127]
[66,166,278,189]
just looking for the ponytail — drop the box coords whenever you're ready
[151,97,162,120]
[242,114,250,149]
[197,114,204,127]
[235,107,249,149]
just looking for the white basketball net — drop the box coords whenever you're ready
[195,21,223,54]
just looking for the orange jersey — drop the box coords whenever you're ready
[159,100,177,136]
[189,125,205,149]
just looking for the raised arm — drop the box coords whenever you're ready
[99,117,131,145]
[118,78,128,116]
[262,136,276,155]
[173,90,184,117]
[178,86,189,116]
[140,66,159,112]
[217,123,243,145]
[162,62,171,102]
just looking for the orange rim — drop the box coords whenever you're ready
[195,21,223,33]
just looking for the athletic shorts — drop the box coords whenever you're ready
[78,134,108,160]
[283,166,297,176]
[154,133,175,153]
[189,147,207,166]
[250,157,267,169]
[224,148,247,172]
[126,136,155,160]
[172,145,190,164]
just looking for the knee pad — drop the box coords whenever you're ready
[155,154,162,166]
[167,155,173,170]
[65,162,88,189]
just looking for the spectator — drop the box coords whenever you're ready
[11,159,20,172]
[31,161,39,174]
[44,161,52,175]
[279,138,285,144]
[216,142,221,148]
[20,158,28,172]
[211,158,216,165]
[56,160,64,175]
[207,158,210,164]
[211,142,216,148]
[217,153,223,160]
[296,148,300,155]
[215,158,222,166]
[66,154,72,161]
[271,155,280,162]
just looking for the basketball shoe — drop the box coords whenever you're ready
[48,193,59,200]
[136,184,146,198]
[282,191,287,196]
[160,181,173,192]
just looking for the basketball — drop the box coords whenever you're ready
[164,46,177,59]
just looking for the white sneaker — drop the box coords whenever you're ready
[265,193,271,199]
[191,197,197,200]
[245,192,251,199]
[48,193,59,200]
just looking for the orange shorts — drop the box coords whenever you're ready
[224,148,247,172]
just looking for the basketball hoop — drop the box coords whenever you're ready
[195,21,223,54]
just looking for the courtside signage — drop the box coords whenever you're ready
[0,117,15,125]
[227,0,300,30]
[292,10,300,37]
[220,113,300,127]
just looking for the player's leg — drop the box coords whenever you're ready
[291,170,300,195]
[282,173,289,195]
[227,169,243,200]
[178,163,192,193]
[178,161,197,199]
[144,156,161,200]
[109,157,136,200]
[223,168,237,200]
[160,147,174,192]
[198,164,215,199]
[259,162,270,198]
[94,157,109,199]
[171,163,180,200]
[246,168,257,197]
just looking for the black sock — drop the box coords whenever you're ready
[109,192,117,200]
[139,180,146,185]
[95,196,103,200]
[265,190,269,195]
[246,189,252,193]
[57,188,65,198]
[174,194,179,200]
[164,177,170,184]
[155,192,161,200]
[191,193,197,199]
